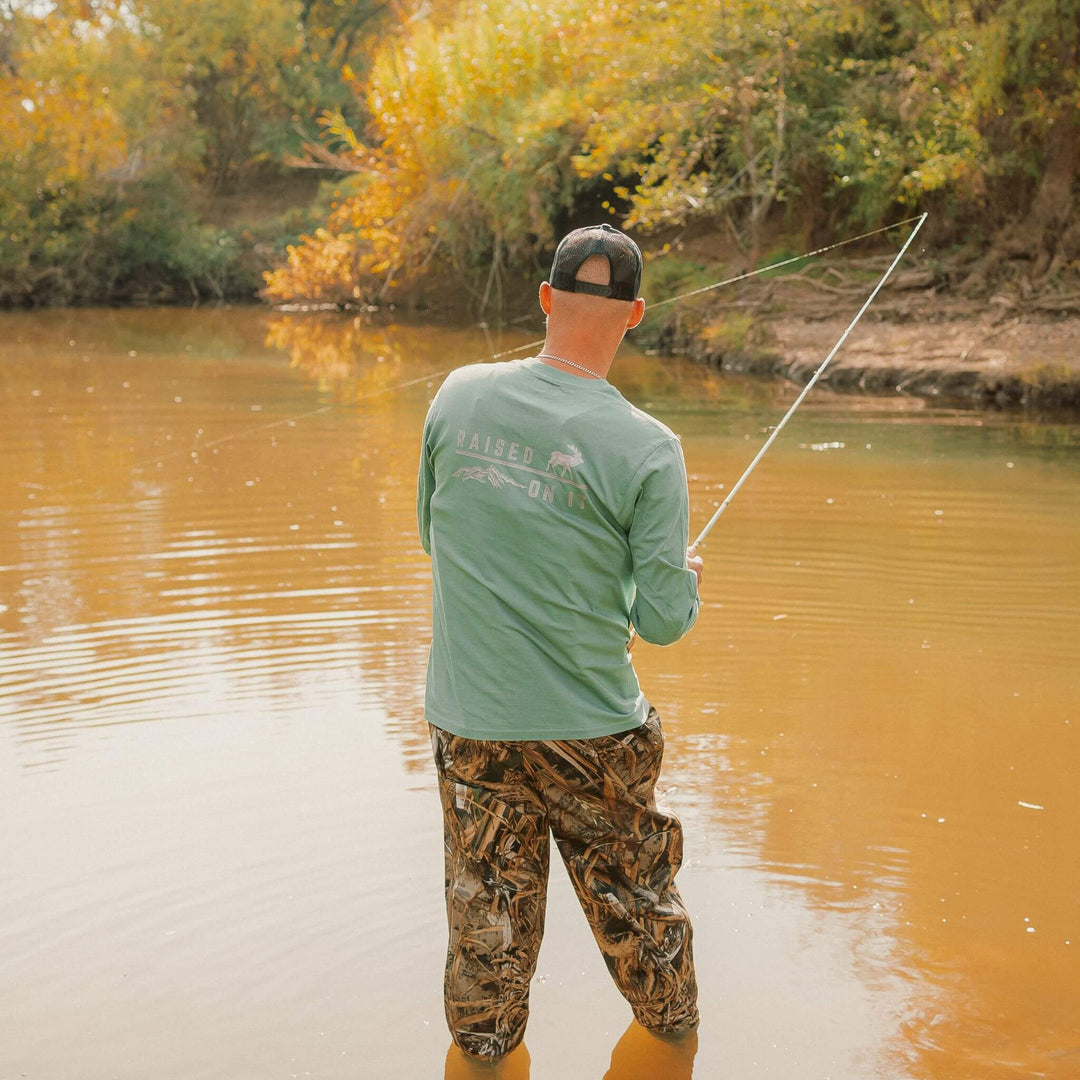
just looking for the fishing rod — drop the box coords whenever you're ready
[624,211,926,649]
[692,211,927,547]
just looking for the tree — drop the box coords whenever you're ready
[963,0,1080,287]
[0,0,388,304]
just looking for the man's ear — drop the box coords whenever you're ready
[626,297,645,330]
[539,281,553,315]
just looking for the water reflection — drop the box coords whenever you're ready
[444,1043,532,1080]
[1,308,1078,1079]
[441,1023,698,1080]
[603,1023,698,1080]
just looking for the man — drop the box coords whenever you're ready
[417,223,703,1062]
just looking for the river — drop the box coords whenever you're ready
[1,307,1077,1079]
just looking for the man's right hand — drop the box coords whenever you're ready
[686,545,703,587]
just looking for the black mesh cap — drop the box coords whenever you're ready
[548,223,642,301]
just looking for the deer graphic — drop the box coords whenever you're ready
[547,444,583,478]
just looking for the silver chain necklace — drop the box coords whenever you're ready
[536,351,603,380]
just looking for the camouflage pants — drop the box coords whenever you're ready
[430,708,698,1060]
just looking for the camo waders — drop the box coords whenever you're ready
[430,707,698,1060]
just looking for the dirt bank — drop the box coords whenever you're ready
[651,290,1080,412]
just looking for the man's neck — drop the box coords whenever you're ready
[538,337,616,380]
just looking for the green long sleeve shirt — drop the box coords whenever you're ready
[417,356,698,740]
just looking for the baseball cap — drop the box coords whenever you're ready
[548,223,643,301]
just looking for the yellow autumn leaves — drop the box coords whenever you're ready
[265,0,1013,305]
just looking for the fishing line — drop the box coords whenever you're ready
[649,213,926,311]
[163,340,549,467]
[171,212,928,453]
[26,213,925,496]
[33,343,543,495]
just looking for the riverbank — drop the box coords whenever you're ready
[635,254,1080,412]
[657,306,1080,412]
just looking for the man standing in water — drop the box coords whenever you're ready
[417,223,702,1062]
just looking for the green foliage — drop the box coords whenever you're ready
[756,246,812,278]
[642,258,716,304]
[0,169,253,305]
[701,311,756,353]
[0,0,385,306]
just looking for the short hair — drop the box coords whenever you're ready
[575,254,611,286]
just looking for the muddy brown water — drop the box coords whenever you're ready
[1,307,1077,1080]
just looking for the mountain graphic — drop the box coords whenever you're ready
[453,464,526,489]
